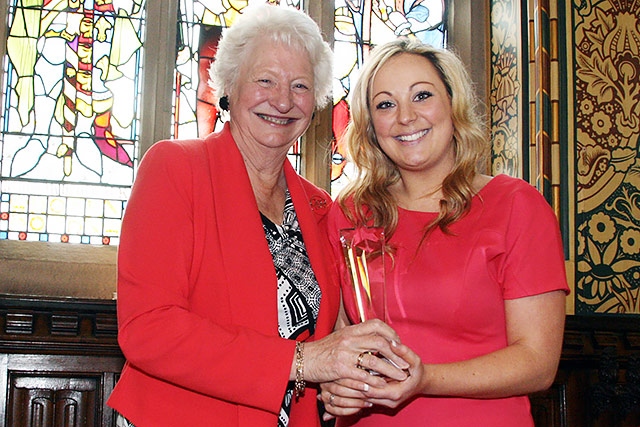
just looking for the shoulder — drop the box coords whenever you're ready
[146,124,232,156]
[481,174,549,207]
[327,195,357,228]
[477,175,560,235]
[143,138,206,162]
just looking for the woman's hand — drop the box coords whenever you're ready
[319,378,372,421]
[303,319,410,388]
[319,341,424,419]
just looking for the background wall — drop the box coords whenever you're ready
[489,0,640,316]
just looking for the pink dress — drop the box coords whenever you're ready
[328,174,570,427]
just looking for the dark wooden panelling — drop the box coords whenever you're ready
[0,296,123,427]
[530,316,640,427]
[2,296,640,426]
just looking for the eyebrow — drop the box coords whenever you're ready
[372,81,436,99]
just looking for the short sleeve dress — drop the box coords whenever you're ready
[328,174,570,427]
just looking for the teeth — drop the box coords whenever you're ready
[259,114,290,125]
[397,129,428,142]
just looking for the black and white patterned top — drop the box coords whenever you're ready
[261,190,321,427]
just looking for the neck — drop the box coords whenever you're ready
[393,181,443,212]
[392,168,448,212]
[246,162,287,225]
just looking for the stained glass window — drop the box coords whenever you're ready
[0,1,446,246]
[0,0,145,245]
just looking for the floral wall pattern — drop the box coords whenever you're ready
[489,0,521,178]
[573,0,640,314]
[490,0,640,314]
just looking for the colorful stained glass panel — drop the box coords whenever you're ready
[0,0,146,245]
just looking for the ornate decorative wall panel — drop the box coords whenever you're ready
[489,0,522,178]
[572,0,640,314]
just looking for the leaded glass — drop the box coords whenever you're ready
[331,0,447,196]
[172,0,303,171]
[0,0,145,245]
[0,1,445,246]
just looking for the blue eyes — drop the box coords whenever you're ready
[376,101,394,110]
[375,91,433,110]
[256,79,309,91]
[415,91,432,101]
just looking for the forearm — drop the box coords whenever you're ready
[419,342,561,398]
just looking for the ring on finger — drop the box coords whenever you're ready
[329,393,335,406]
[356,351,373,370]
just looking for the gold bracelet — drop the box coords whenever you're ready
[294,341,306,398]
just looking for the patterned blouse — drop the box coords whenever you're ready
[262,190,322,427]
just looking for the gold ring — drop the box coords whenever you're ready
[356,351,373,370]
[329,393,335,406]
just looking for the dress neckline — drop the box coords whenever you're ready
[397,174,501,214]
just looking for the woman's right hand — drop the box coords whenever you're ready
[303,319,410,387]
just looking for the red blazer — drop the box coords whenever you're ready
[107,124,340,426]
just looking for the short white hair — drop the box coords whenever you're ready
[209,4,333,110]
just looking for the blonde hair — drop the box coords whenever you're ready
[339,38,488,238]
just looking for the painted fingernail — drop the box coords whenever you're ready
[365,402,373,407]
[363,383,370,392]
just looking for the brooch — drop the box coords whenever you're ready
[309,195,329,214]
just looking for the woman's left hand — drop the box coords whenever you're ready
[320,378,372,421]
[360,341,425,408]
[319,341,425,419]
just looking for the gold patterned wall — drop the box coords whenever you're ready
[572,0,640,314]
[489,0,522,178]
[489,0,640,315]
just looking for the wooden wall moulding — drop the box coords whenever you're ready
[0,295,121,356]
[0,295,124,427]
[3,296,640,426]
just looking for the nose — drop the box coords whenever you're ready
[272,85,294,112]
[397,103,417,125]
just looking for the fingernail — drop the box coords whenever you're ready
[365,402,373,407]
[363,383,370,392]
[323,413,331,421]
[391,339,398,347]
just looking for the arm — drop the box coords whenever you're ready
[321,177,569,413]
[395,289,565,398]
[322,290,566,414]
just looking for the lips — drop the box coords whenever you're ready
[257,113,294,125]
[395,129,428,142]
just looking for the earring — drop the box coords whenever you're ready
[219,96,229,111]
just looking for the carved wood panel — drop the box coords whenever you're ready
[0,354,123,427]
[9,375,97,427]
[0,297,124,427]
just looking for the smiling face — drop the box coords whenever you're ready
[228,39,315,159]
[370,53,455,180]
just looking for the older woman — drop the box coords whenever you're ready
[320,38,569,426]
[107,4,409,427]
